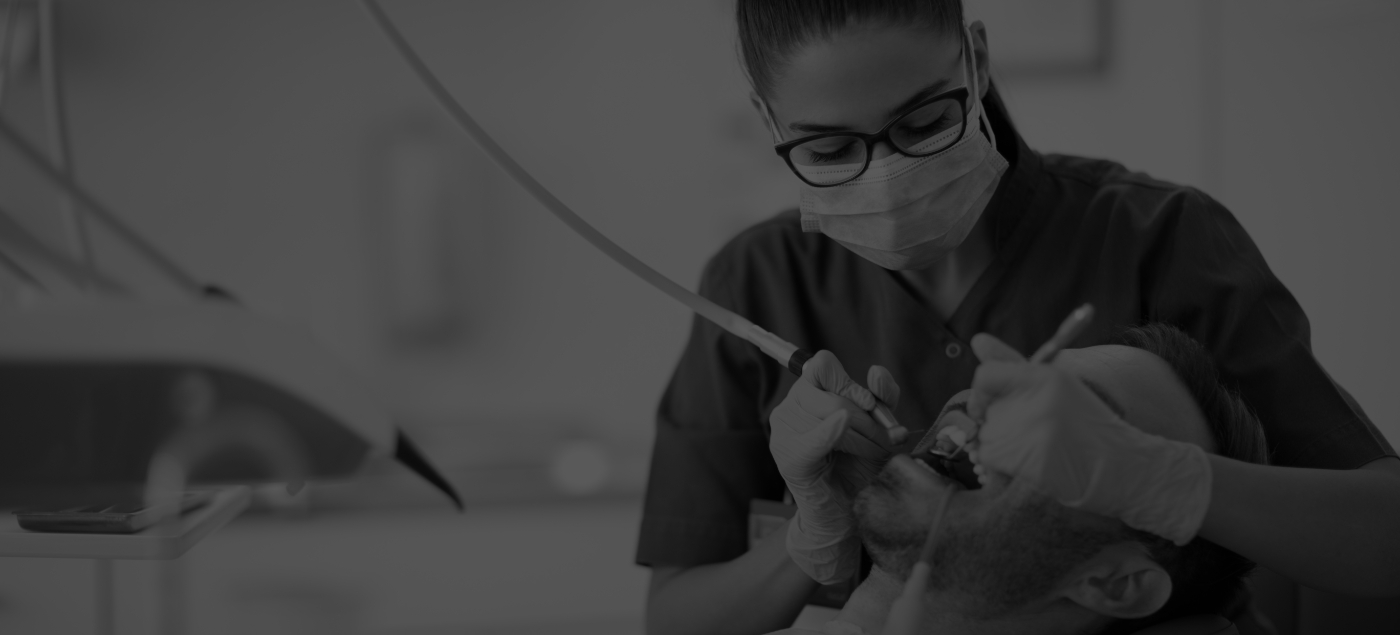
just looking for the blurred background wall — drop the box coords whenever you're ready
[0,1,1395,633]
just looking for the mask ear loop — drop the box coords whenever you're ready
[964,23,997,152]
[739,62,785,144]
[759,99,784,144]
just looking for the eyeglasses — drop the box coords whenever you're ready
[773,86,970,188]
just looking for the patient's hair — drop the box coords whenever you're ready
[1100,323,1269,634]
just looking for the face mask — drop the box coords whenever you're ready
[767,26,1009,270]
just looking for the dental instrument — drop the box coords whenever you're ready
[909,303,1097,490]
[1029,303,1095,364]
[358,0,907,445]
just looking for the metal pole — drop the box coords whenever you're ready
[94,558,115,635]
[157,559,186,635]
[0,0,19,106]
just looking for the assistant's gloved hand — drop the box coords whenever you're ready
[769,350,900,583]
[965,334,1212,545]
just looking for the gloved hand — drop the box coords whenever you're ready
[965,333,1213,545]
[769,350,900,583]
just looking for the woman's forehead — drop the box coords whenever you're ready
[766,24,962,132]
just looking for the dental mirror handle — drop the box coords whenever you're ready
[1028,304,1094,364]
[884,561,930,635]
[884,488,955,635]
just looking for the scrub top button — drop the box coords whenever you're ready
[945,342,962,358]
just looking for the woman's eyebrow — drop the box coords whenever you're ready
[787,78,953,134]
[884,78,953,119]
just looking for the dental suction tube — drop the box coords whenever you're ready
[358,1,905,442]
[356,2,757,341]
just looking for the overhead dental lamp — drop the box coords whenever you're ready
[0,2,459,509]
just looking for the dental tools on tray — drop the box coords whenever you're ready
[357,0,909,444]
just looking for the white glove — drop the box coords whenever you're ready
[769,350,899,583]
[966,334,1212,545]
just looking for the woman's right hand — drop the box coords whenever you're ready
[778,350,902,459]
[768,350,901,584]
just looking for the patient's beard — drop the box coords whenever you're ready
[855,467,1127,619]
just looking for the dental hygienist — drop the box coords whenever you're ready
[638,2,1400,634]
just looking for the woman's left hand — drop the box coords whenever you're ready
[965,333,1213,545]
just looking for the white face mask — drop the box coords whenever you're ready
[763,26,1009,271]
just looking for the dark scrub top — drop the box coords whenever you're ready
[635,86,1396,568]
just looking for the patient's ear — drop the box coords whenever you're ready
[1058,542,1172,619]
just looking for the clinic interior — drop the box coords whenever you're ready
[0,1,1396,634]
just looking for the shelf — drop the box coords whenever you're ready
[0,486,250,560]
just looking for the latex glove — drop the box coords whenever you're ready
[965,333,1212,545]
[928,335,1037,457]
[770,350,901,583]
[775,350,902,487]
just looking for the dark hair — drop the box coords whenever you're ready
[1102,323,1270,634]
[735,0,965,99]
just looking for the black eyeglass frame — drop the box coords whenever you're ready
[772,86,972,188]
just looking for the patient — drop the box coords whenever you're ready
[774,323,1270,635]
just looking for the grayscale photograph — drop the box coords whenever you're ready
[0,1,1395,634]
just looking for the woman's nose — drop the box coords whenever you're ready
[870,140,899,161]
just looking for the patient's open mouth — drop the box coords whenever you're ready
[899,454,965,491]
[909,448,981,491]
[916,392,974,456]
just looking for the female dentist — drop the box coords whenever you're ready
[638,2,1400,634]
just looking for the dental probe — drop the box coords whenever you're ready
[359,0,906,444]
[1029,303,1095,364]
[884,484,956,635]
[935,303,1093,453]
